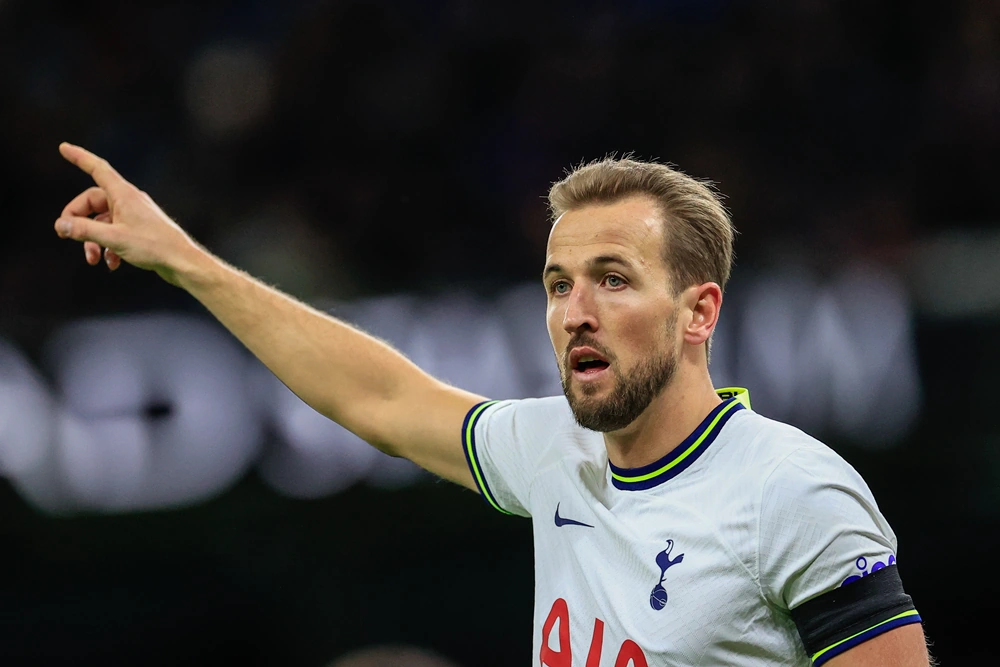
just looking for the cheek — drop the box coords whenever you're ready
[546,307,566,351]
[615,312,673,358]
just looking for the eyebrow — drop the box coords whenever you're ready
[542,254,635,280]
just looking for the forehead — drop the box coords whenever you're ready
[545,196,665,269]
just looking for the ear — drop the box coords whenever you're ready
[682,282,722,347]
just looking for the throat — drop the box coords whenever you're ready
[605,426,682,470]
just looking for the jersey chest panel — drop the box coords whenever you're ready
[528,460,806,666]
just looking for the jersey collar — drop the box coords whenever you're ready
[608,388,750,491]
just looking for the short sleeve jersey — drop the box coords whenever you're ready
[462,390,921,666]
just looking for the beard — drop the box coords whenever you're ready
[560,331,678,433]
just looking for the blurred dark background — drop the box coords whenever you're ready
[1,0,998,664]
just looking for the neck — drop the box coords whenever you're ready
[603,364,721,469]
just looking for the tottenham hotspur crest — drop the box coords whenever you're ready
[649,539,685,610]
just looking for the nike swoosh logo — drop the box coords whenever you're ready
[554,503,594,528]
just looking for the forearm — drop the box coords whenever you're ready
[175,246,428,451]
[55,144,482,485]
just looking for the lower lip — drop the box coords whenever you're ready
[572,366,611,382]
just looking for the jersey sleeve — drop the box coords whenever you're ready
[758,447,921,664]
[462,398,562,518]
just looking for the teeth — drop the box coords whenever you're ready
[580,356,597,362]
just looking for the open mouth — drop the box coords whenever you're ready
[575,358,610,373]
[569,347,611,377]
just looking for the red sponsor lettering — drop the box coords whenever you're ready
[541,599,648,667]
[585,618,605,667]
[540,598,572,667]
[614,640,648,667]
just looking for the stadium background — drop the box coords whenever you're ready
[1,0,997,664]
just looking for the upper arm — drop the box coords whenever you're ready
[758,446,924,663]
[823,623,930,667]
[396,393,558,518]
[355,352,563,516]
[759,447,899,610]
[370,376,485,491]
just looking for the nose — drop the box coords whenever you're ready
[562,283,599,334]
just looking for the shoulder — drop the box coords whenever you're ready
[474,395,601,453]
[745,414,894,569]
[758,416,869,500]
[710,409,850,484]
[469,396,606,507]
[723,410,864,490]
[716,410,881,534]
[482,395,576,423]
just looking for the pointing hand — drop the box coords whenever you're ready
[54,143,200,286]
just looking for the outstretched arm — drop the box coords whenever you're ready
[53,143,484,490]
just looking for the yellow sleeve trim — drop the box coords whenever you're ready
[811,610,921,663]
[463,400,514,515]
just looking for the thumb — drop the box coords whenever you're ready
[55,216,121,249]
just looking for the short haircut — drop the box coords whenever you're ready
[548,157,735,295]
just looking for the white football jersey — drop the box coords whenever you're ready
[462,389,920,666]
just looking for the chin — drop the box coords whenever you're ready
[570,389,611,417]
[566,377,605,399]
[577,383,604,398]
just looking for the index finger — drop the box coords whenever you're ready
[58,143,131,195]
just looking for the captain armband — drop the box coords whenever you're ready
[789,564,921,665]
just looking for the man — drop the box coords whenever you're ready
[53,143,930,666]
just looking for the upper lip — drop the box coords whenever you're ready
[569,346,610,370]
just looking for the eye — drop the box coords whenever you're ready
[604,274,625,288]
[551,280,571,295]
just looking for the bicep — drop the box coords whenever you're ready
[823,623,930,667]
[372,376,486,491]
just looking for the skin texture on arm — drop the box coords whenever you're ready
[52,143,483,490]
[824,624,932,667]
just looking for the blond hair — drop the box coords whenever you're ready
[548,157,735,294]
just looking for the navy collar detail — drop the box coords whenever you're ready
[608,397,745,491]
